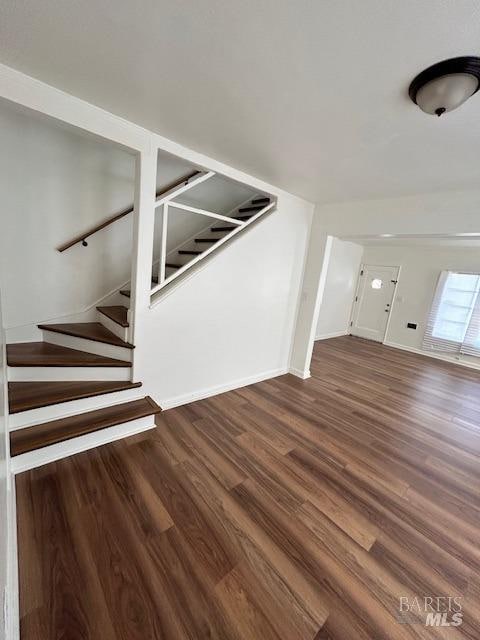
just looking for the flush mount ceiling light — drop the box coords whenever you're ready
[409,56,480,116]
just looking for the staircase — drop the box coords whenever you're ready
[122,195,274,298]
[7,308,161,473]
[7,170,275,473]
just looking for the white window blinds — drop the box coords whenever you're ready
[423,271,480,357]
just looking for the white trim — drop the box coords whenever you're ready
[129,149,158,353]
[382,265,401,343]
[383,340,480,372]
[160,367,288,410]
[292,233,333,375]
[6,480,19,640]
[315,330,348,341]
[7,366,130,382]
[154,171,215,208]
[41,330,133,362]
[168,202,243,225]
[289,367,312,379]
[158,203,169,284]
[96,311,129,342]
[11,415,155,474]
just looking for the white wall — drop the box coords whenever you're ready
[0,101,258,340]
[134,194,313,407]
[315,238,362,339]
[362,243,480,368]
[0,100,136,333]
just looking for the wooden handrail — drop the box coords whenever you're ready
[57,170,201,252]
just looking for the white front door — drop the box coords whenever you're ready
[350,264,399,342]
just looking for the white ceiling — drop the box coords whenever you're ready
[1,1,480,204]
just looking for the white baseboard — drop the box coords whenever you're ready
[288,367,311,379]
[315,330,348,341]
[383,340,480,372]
[7,480,19,640]
[160,367,288,410]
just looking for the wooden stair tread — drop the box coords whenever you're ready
[251,197,270,205]
[195,238,217,243]
[211,225,235,232]
[238,205,264,213]
[120,280,157,298]
[178,250,202,255]
[8,380,142,414]
[7,342,131,368]
[97,306,129,328]
[10,396,161,456]
[233,215,252,221]
[38,322,134,349]
[165,263,181,269]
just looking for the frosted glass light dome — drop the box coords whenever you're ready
[409,57,480,117]
[415,73,479,116]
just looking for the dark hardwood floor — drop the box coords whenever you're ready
[16,336,480,639]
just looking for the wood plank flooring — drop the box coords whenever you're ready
[16,336,480,639]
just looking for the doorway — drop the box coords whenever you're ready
[350,264,399,342]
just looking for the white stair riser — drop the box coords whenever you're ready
[11,415,156,474]
[97,311,129,342]
[42,330,133,362]
[10,388,144,431]
[8,366,131,382]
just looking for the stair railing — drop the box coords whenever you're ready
[57,170,204,252]
[151,183,276,296]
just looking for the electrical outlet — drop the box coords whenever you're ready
[407,322,417,330]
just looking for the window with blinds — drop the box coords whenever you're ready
[423,271,480,357]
